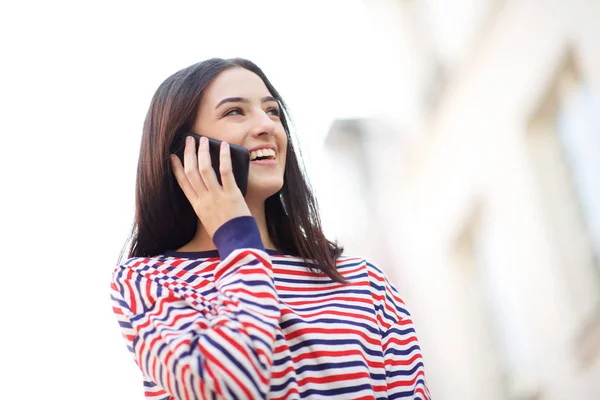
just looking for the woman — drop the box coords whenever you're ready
[111,58,431,399]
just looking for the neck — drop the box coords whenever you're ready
[177,198,276,252]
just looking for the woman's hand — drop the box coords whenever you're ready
[170,136,251,238]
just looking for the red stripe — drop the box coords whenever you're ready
[204,359,223,397]
[270,385,300,400]
[297,370,371,386]
[272,267,326,277]
[397,317,414,327]
[293,348,385,370]
[240,319,275,344]
[284,295,373,307]
[125,269,138,314]
[220,297,277,319]
[144,389,167,397]
[281,307,378,326]
[285,327,380,347]
[337,263,367,277]
[112,306,124,315]
[276,281,368,292]
[384,335,418,349]
[415,386,428,399]
[376,313,393,330]
[145,277,154,305]
[387,369,426,390]
[385,352,423,368]
[270,363,295,379]
[192,278,213,291]
[222,286,277,301]
[179,364,192,400]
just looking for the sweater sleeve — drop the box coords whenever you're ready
[382,314,431,399]
[368,263,431,399]
[110,217,280,400]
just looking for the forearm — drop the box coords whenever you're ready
[113,218,281,399]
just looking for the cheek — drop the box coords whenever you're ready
[279,147,287,166]
[197,120,244,144]
[220,129,245,145]
[279,135,288,159]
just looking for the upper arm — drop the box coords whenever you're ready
[367,261,431,399]
[110,251,280,400]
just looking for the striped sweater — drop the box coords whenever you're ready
[110,216,430,399]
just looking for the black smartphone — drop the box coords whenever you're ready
[170,132,250,196]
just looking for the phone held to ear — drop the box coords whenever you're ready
[170,132,250,196]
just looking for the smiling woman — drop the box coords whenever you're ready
[110,58,431,399]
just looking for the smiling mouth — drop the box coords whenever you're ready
[249,149,276,161]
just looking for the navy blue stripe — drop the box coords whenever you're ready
[279,288,372,300]
[383,326,417,341]
[269,374,298,392]
[219,278,275,291]
[273,353,293,367]
[388,362,425,378]
[284,301,376,317]
[111,294,131,311]
[203,334,262,395]
[117,320,133,329]
[299,382,375,397]
[385,344,422,358]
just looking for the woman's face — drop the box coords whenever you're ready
[193,67,287,201]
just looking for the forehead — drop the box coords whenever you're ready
[202,67,271,106]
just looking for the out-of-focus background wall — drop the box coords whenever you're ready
[1,0,598,399]
[320,0,600,398]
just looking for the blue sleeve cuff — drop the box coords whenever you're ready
[212,216,265,260]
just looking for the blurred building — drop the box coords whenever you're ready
[319,0,600,398]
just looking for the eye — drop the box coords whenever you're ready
[266,107,280,117]
[224,107,243,117]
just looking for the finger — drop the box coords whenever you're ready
[183,136,208,194]
[219,141,237,192]
[170,153,198,199]
[197,136,220,191]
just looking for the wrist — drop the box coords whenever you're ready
[212,216,265,259]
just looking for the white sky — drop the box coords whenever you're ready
[0,1,389,398]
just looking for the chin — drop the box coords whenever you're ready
[245,178,284,200]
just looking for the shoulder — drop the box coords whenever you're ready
[113,254,215,275]
[335,254,395,288]
[110,255,219,315]
[338,254,412,324]
[113,255,163,274]
[111,254,215,295]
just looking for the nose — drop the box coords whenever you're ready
[249,108,277,138]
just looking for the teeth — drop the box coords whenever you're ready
[250,148,276,160]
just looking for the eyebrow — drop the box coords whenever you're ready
[215,96,277,109]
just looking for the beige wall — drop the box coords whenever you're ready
[321,0,600,398]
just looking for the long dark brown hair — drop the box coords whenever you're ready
[118,58,347,283]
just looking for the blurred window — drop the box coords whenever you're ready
[526,53,600,350]
[556,82,600,265]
